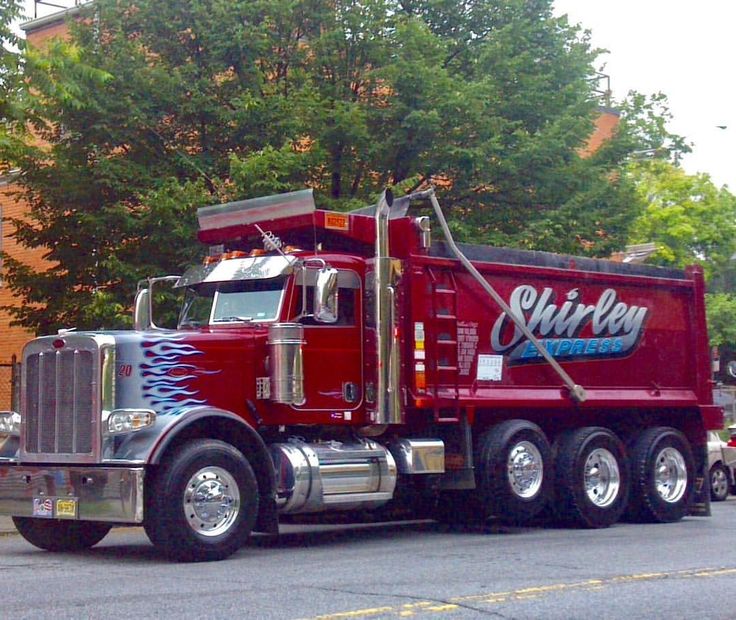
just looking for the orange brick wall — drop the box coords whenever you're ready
[0,177,37,363]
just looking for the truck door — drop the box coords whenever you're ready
[294,270,363,416]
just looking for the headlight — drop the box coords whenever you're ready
[0,411,20,436]
[106,409,156,435]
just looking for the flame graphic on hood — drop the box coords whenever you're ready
[140,335,220,414]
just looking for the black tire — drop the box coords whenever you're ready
[13,517,111,552]
[710,463,730,502]
[476,420,553,524]
[553,427,629,528]
[626,427,694,523]
[144,439,259,562]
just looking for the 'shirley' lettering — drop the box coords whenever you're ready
[490,286,648,362]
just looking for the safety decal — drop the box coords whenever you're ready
[477,355,503,381]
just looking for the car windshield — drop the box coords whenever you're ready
[179,277,287,327]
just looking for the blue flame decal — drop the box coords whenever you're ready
[140,335,220,414]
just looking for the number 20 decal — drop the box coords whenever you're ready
[118,364,133,377]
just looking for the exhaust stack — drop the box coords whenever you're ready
[372,190,402,425]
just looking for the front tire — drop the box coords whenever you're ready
[144,439,259,562]
[13,517,111,552]
[476,420,553,524]
[553,427,629,528]
[627,427,694,523]
[710,463,730,502]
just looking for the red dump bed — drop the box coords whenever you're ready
[403,242,716,424]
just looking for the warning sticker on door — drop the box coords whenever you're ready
[477,355,503,381]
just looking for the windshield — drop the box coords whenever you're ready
[179,277,287,327]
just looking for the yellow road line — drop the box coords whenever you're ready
[306,566,736,620]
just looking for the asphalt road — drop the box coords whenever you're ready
[1,501,736,619]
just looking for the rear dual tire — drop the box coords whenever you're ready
[553,427,629,528]
[435,420,552,525]
[476,420,553,524]
[626,427,694,523]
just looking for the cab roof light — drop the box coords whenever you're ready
[224,251,247,260]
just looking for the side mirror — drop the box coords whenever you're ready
[314,267,339,323]
[134,287,151,331]
[134,275,182,330]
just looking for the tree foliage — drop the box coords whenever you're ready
[623,157,736,351]
[626,160,736,281]
[1,0,680,333]
[0,0,26,157]
[706,293,736,349]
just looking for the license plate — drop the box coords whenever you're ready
[55,498,78,519]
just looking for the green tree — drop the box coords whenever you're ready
[706,293,736,350]
[0,0,26,156]
[626,160,736,281]
[624,160,736,351]
[1,0,681,333]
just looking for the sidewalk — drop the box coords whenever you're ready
[0,516,16,534]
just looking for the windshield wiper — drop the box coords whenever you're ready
[213,316,254,323]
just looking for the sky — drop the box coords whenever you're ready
[553,0,736,190]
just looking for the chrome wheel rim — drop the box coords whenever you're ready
[654,447,687,503]
[712,467,728,498]
[584,448,621,507]
[183,466,240,537]
[507,441,544,499]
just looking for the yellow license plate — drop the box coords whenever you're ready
[55,498,78,519]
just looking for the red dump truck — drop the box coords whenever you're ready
[0,188,722,561]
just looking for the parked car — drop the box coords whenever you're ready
[708,430,736,501]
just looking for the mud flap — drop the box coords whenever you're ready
[689,443,711,517]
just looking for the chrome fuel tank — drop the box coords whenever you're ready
[270,439,397,514]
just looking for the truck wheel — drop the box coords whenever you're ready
[144,439,259,562]
[476,420,553,524]
[710,463,730,502]
[13,517,111,552]
[553,427,628,528]
[626,427,694,523]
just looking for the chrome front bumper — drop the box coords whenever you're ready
[0,466,145,523]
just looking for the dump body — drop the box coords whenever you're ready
[404,244,714,417]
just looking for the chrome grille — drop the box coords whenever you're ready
[22,337,103,462]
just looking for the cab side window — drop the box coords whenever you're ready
[295,279,358,326]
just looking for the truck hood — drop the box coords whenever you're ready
[107,329,265,415]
